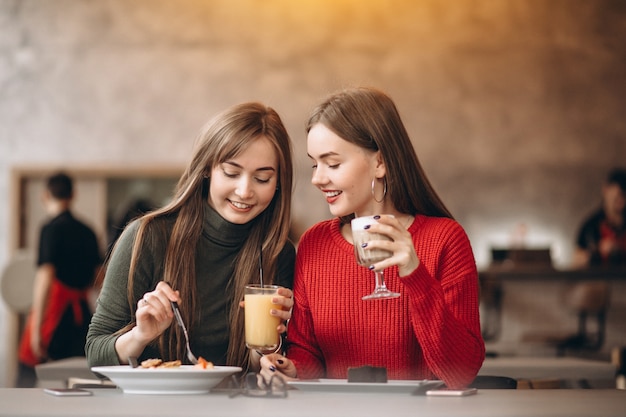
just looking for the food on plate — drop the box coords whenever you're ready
[160,360,182,368]
[139,357,213,369]
[194,357,214,370]
[140,359,181,368]
[140,358,163,368]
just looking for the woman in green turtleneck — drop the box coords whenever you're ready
[86,102,295,372]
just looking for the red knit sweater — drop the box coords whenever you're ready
[286,215,485,388]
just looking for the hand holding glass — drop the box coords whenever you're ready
[351,215,401,300]
[244,285,283,353]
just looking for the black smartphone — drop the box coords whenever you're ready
[43,388,93,397]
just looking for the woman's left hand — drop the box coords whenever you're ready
[365,214,420,277]
[272,287,293,334]
[259,353,297,382]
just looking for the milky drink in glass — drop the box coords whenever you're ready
[351,215,393,266]
[244,284,282,352]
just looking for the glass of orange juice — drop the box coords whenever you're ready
[244,284,282,353]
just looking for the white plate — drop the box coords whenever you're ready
[91,365,242,395]
[287,379,439,394]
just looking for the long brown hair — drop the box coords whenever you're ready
[123,102,293,367]
[305,87,452,223]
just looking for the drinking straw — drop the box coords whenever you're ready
[259,250,264,287]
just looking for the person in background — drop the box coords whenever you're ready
[106,198,155,257]
[86,102,295,373]
[18,172,102,387]
[573,168,626,268]
[259,87,485,389]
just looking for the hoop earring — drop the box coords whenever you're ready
[371,178,387,203]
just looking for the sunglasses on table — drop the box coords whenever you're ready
[220,372,288,399]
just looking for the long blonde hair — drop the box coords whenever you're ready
[124,102,293,367]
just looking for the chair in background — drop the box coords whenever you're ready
[523,280,610,358]
[481,247,554,351]
[0,251,37,316]
[554,281,610,356]
[0,250,37,387]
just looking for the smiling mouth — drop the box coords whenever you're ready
[323,190,342,204]
[229,200,253,210]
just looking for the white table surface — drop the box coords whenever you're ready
[0,387,625,417]
[479,356,617,380]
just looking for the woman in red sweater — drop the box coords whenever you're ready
[260,87,485,388]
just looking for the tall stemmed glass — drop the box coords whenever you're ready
[351,215,401,300]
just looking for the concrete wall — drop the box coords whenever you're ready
[1,0,625,386]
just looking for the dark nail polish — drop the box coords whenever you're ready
[361,243,368,248]
[269,366,276,372]
[364,225,371,230]
[368,265,375,270]
[373,215,381,219]
[277,359,284,364]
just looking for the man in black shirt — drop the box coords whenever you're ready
[574,168,626,268]
[17,172,102,387]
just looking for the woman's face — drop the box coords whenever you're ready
[208,136,279,224]
[307,123,382,218]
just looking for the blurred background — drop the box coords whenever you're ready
[1,0,625,387]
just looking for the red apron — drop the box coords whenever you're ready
[18,279,88,367]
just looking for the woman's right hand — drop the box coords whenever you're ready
[133,281,179,344]
[115,281,180,364]
[259,353,297,383]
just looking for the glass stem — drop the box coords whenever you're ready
[373,270,389,293]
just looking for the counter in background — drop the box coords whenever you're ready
[479,266,626,283]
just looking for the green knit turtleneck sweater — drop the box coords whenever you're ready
[86,203,295,367]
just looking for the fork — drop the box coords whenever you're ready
[170,300,199,365]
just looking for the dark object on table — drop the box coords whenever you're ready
[469,375,517,389]
[347,365,388,383]
[490,248,553,268]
